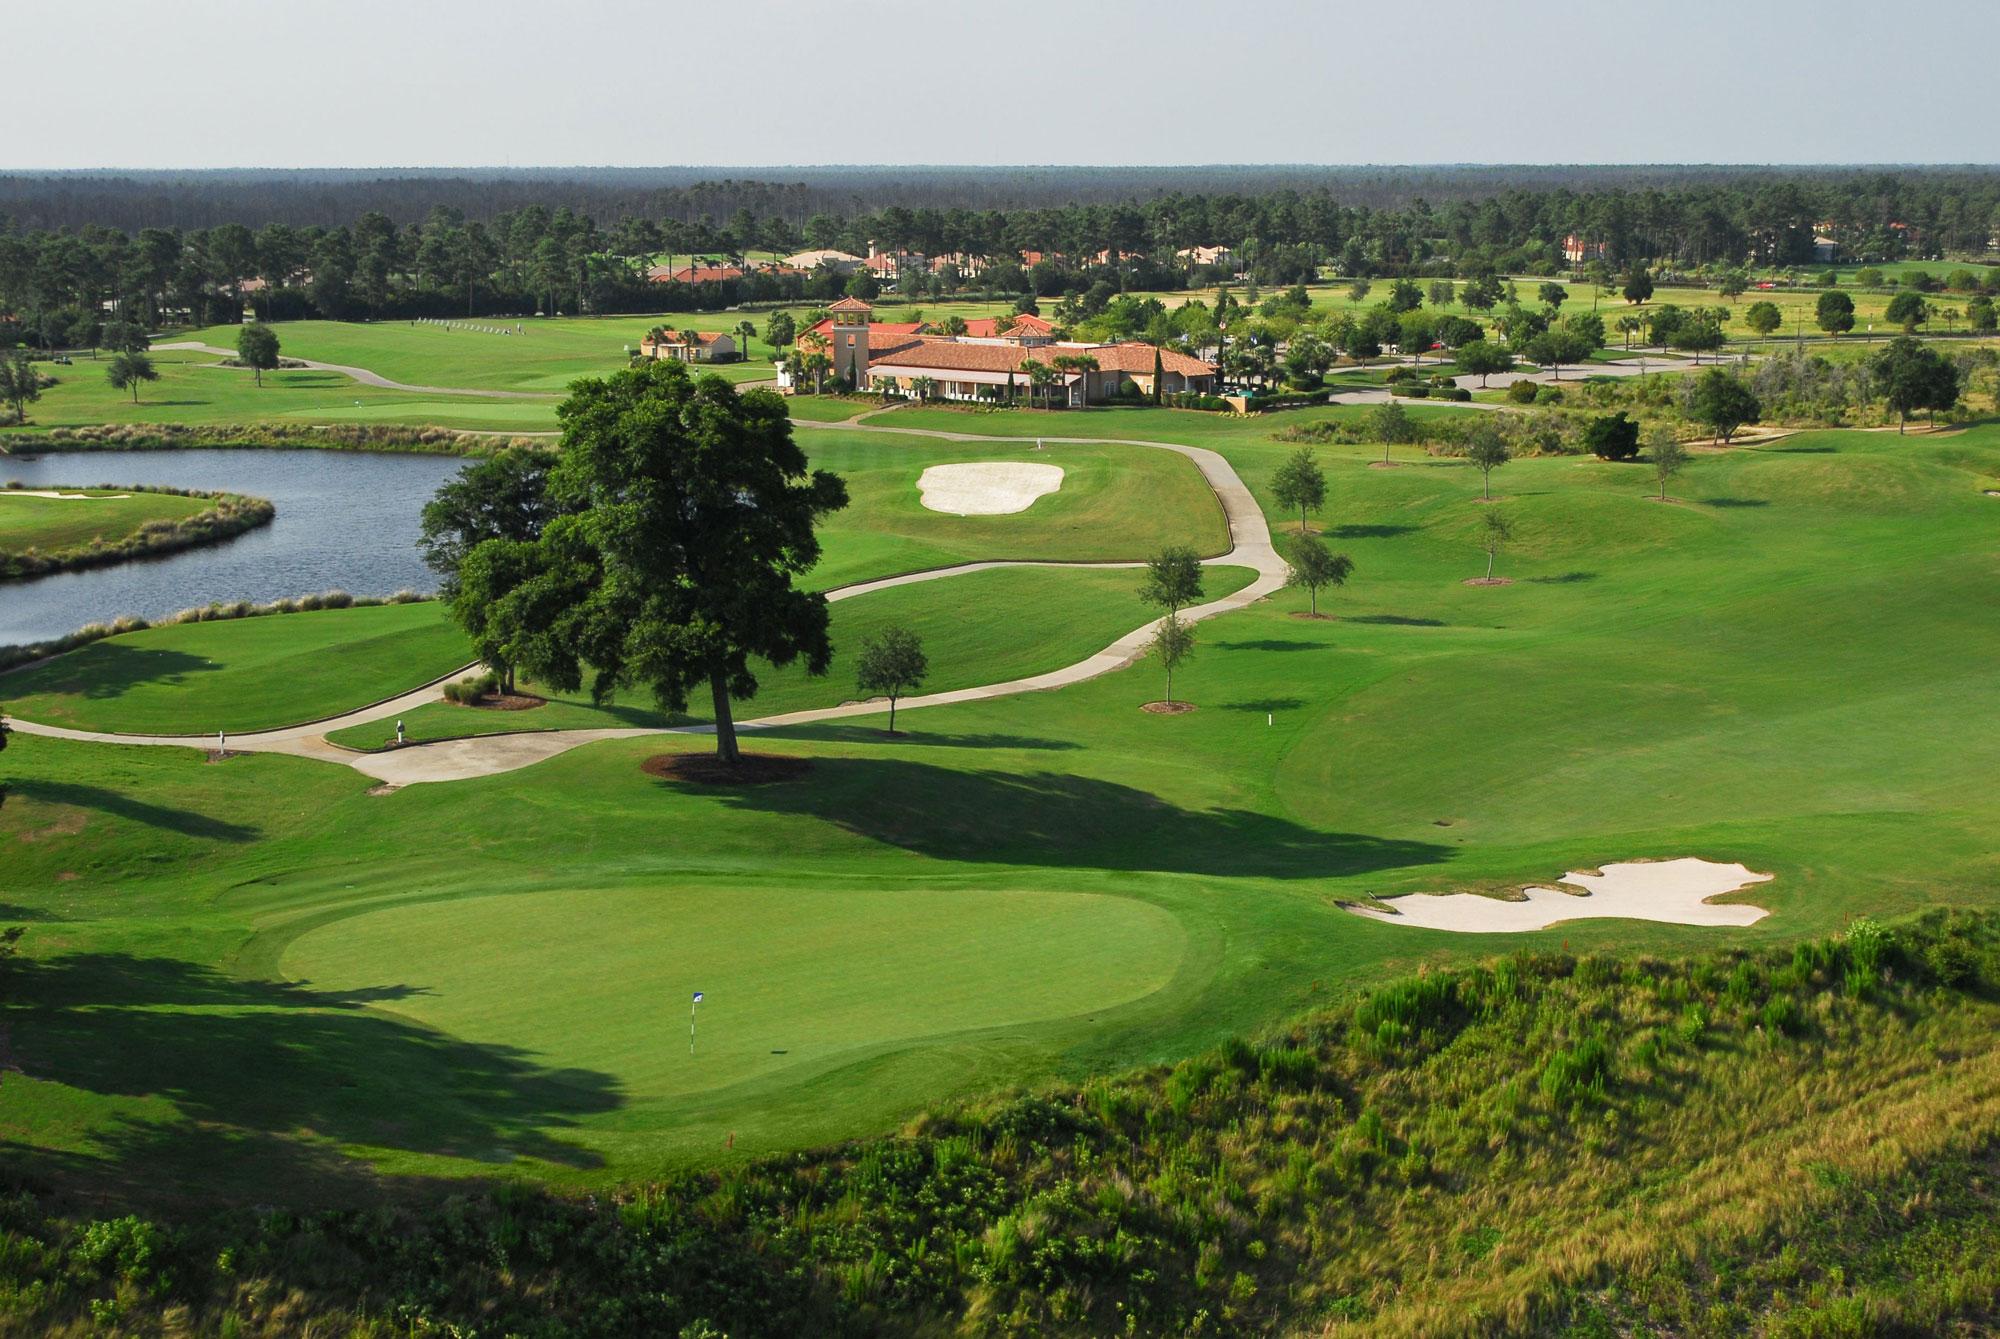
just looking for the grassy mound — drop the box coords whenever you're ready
[3,911,1995,1336]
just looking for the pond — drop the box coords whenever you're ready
[0,449,469,645]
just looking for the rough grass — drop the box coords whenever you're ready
[2,911,1996,1337]
[0,488,210,553]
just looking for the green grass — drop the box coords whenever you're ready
[801,428,1230,588]
[0,487,210,553]
[325,564,1255,748]
[4,414,2000,1207]
[0,602,471,733]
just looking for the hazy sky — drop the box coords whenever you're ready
[13,0,1994,170]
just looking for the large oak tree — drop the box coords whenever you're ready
[474,360,847,761]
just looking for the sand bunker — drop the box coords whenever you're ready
[918,462,1063,515]
[4,490,131,500]
[1349,857,1773,933]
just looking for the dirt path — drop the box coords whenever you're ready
[6,424,1284,785]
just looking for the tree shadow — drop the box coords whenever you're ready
[1525,571,1598,585]
[1327,523,1418,539]
[1346,614,1445,627]
[3,950,622,1205]
[10,643,218,701]
[1216,697,1306,713]
[1768,445,1836,454]
[1701,497,1771,508]
[757,723,1081,751]
[1213,639,1323,653]
[0,902,63,922]
[12,778,260,843]
[695,759,1450,880]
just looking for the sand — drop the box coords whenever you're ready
[917,462,1063,515]
[1348,857,1774,933]
[4,490,132,500]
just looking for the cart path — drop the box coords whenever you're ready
[153,342,556,399]
[6,426,1284,785]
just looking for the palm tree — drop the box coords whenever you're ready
[735,320,757,360]
[1023,358,1057,410]
[801,351,832,395]
[909,375,937,405]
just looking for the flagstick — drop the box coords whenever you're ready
[690,993,700,1055]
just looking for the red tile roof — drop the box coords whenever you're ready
[962,313,1053,338]
[827,296,874,312]
[648,264,745,285]
[803,318,926,341]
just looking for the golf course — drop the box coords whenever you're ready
[7,385,2000,1212]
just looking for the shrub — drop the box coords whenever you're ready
[1539,1037,1611,1107]
[1583,411,1641,460]
[1506,379,1541,404]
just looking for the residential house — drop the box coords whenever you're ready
[1562,234,1607,266]
[639,328,737,363]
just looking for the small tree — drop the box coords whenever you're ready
[1885,291,1928,333]
[1689,369,1761,445]
[1465,424,1512,498]
[1814,289,1855,335]
[1583,411,1641,461]
[1148,612,1195,707]
[1368,401,1414,464]
[236,323,281,386]
[1347,279,1372,303]
[855,625,928,734]
[105,350,158,403]
[1270,447,1327,535]
[1872,336,1960,433]
[101,320,151,355]
[1537,281,1568,310]
[1744,301,1783,338]
[1478,509,1513,582]
[0,350,42,424]
[1284,534,1354,616]
[1454,338,1513,387]
[1622,268,1654,305]
[1650,431,1688,501]
[1141,545,1205,615]
[734,320,757,359]
[764,311,797,353]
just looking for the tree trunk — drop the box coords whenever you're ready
[1486,548,1496,580]
[887,694,898,735]
[709,668,740,762]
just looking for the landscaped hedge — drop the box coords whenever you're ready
[1163,392,1234,411]
[1243,388,1334,411]
[0,484,275,580]
[0,588,428,674]
[1,422,540,457]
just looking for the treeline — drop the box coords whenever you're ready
[5,171,2000,343]
[3,909,1998,1336]
[7,164,1999,233]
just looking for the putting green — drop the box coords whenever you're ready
[281,885,1185,1105]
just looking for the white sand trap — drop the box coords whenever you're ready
[918,462,1063,515]
[1349,857,1774,933]
[4,490,131,500]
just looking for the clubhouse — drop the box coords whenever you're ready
[778,299,1217,406]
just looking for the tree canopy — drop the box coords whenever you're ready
[456,359,848,761]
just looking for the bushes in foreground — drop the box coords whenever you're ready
[0,422,540,457]
[2,910,1998,1336]
[0,589,426,674]
[0,484,275,579]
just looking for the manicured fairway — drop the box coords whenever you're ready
[0,348,557,435]
[324,563,1255,748]
[1,602,471,733]
[5,413,2000,1203]
[0,487,211,553]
